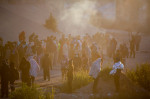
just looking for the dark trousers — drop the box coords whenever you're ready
[1,80,9,98]
[93,77,99,93]
[30,76,35,86]
[114,69,121,92]
[43,69,50,80]
[22,75,31,86]
[68,79,73,93]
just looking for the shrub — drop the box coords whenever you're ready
[9,84,54,99]
[60,70,93,92]
[126,63,150,91]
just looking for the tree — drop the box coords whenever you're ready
[44,13,58,32]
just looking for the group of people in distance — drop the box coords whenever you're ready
[0,31,141,98]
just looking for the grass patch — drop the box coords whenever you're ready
[9,84,54,99]
[60,70,93,92]
[126,63,150,91]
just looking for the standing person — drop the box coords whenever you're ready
[10,62,19,92]
[61,55,68,81]
[58,34,65,63]
[110,57,124,92]
[67,60,74,93]
[130,39,135,58]
[89,55,103,94]
[28,56,40,86]
[41,53,52,81]
[135,33,141,51]
[19,57,31,86]
[0,60,10,98]
[53,37,58,66]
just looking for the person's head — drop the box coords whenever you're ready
[10,62,15,69]
[115,57,120,63]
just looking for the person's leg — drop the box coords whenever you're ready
[5,81,9,98]
[47,69,50,81]
[130,49,133,58]
[114,74,118,92]
[93,77,99,93]
[68,79,72,93]
[1,81,4,98]
[31,76,35,86]
[43,69,46,80]
[114,71,121,92]
[133,50,135,58]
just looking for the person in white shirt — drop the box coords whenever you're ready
[111,57,124,92]
[28,56,40,86]
[89,54,103,93]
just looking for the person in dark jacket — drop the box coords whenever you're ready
[19,57,31,86]
[67,60,74,93]
[41,53,52,81]
[10,62,19,92]
[0,60,10,98]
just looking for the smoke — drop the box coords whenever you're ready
[58,0,99,35]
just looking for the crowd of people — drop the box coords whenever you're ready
[0,31,141,98]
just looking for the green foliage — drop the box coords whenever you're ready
[73,70,93,89]
[9,84,54,99]
[44,13,58,32]
[126,63,150,91]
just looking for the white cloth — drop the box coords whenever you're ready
[28,56,40,77]
[110,61,124,75]
[89,58,102,79]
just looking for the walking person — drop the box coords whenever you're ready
[89,55,103,94]
[28,56,40,86]
[41,53,52,81]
